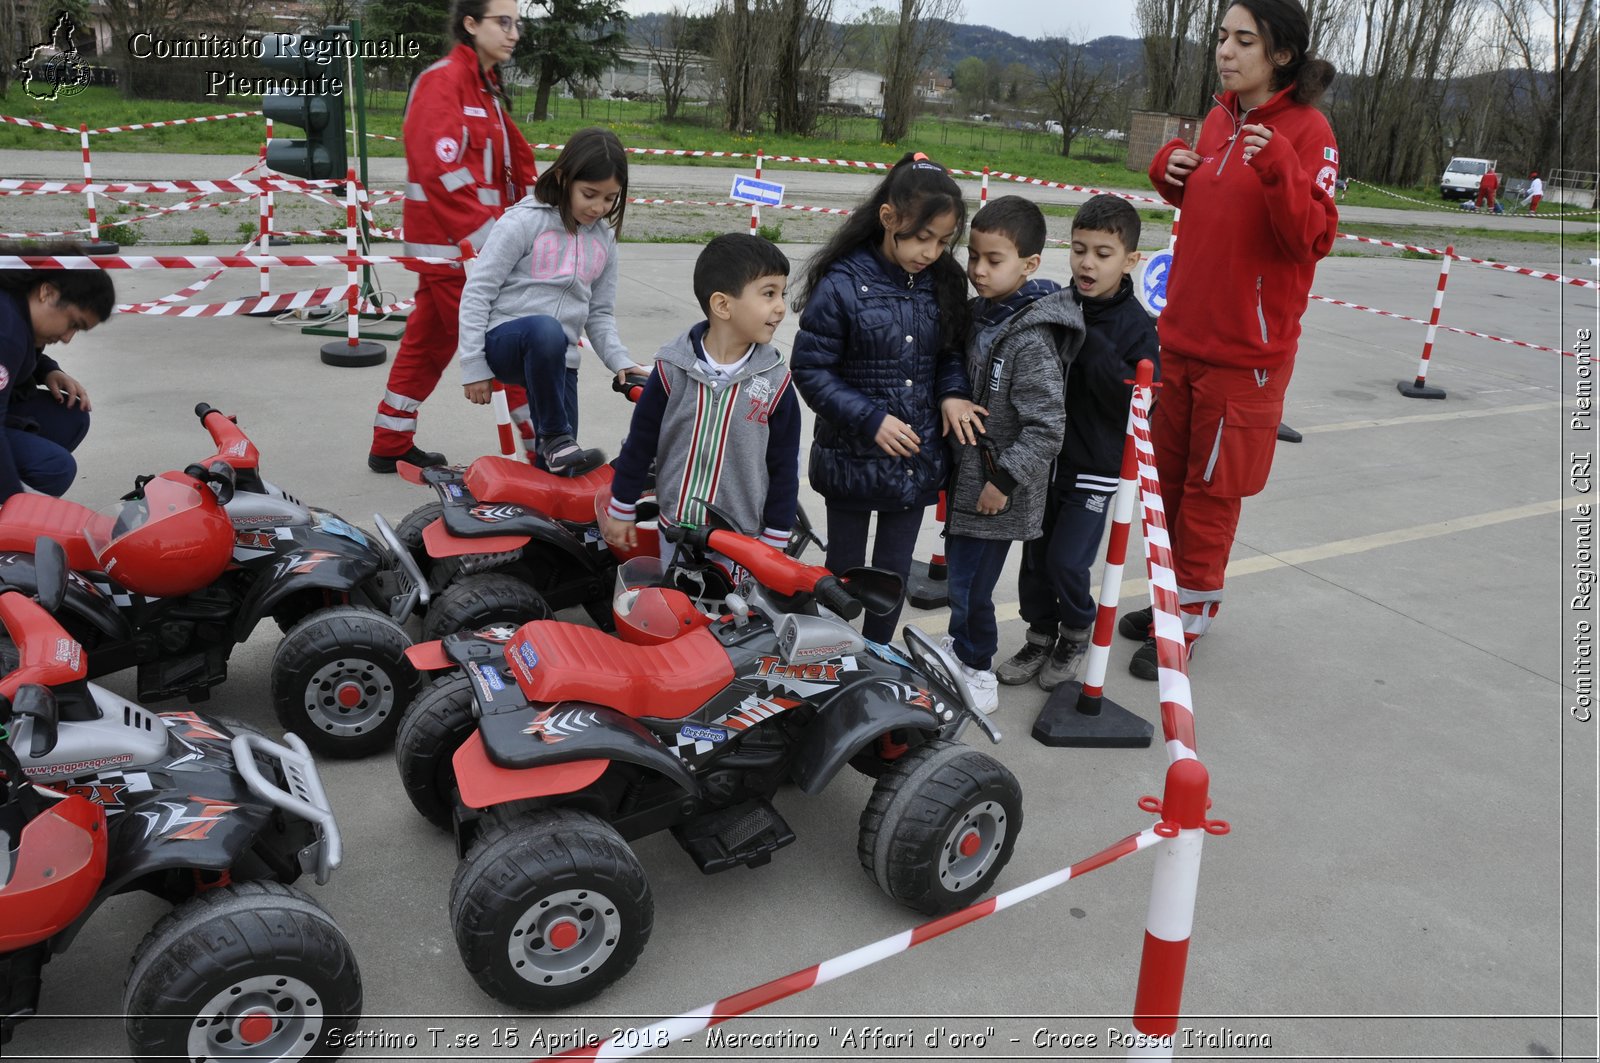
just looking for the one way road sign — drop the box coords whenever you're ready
[730,174,785,206]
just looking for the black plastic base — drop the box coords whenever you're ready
[321,339,387,367]
[907,559,949,610]
[1397,379,1447,400]
[1276,421,1303,444]
[1031,681,1154,748]
[79,240,119,255]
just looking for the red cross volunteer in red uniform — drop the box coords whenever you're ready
[368,0,538,473]
[1133,0,1338,677]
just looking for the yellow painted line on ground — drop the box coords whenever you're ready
[1297,400,1555,434]
[964,496,1570,624]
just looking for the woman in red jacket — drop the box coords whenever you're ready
[1126,0,1338,678]
[368,0,538,473]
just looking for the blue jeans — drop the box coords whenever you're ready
[945,534,1012,671]
[484,315,581,441]
[825,506,923,644]
[1017,485,1112,634]
[6,390,90,497]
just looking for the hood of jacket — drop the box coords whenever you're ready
[658,321,785,388]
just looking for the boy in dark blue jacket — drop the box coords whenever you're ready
[996,195,1159,691]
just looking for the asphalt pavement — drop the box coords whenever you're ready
[0,148,1595,1063]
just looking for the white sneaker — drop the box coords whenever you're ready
[956,660,1000,715]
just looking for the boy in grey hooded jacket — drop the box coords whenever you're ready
[943,197,1085,713]
[602,234,801,561]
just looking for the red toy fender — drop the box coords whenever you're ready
[403,640,451,671]
[421,518,529,558]
[0,792,107,950]
[451,732,607,809]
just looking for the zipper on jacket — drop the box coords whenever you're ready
[1214,96,1253,176]
[1203,417,1225,483]
[1255,276,1269,343]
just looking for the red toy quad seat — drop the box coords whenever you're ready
[504,621,732,720]
[464,457,612,524]
[0,496,112,573]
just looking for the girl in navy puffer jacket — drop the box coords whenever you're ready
[792,153,982,644]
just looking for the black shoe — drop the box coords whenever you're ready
[995,628,1054,685]
[1117,606,1153,641]
[540,434,606,477]
[1129,637,1160,680]
[1037,626,1090,691]
[1130,635,1194,680]
[369,444,446,474]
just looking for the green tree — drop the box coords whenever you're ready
[516,0,630,122]
[366,0,452,86]
[952,55,986,108]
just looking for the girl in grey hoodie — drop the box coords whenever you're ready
[456,127,645,474]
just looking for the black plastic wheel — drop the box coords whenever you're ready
[420,573,551,641]
[449,809,652,1009]
[270,606,420,758]
[394,502,442,566]
[857,739,1023,915]
[122,880,362,1062]
[394,673,477,830]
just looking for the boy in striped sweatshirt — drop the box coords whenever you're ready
[603,234,801,560]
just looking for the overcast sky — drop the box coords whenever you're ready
[618,0,1144,44]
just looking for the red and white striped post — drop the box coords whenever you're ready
[1398,243,1452,399]
[317,169,386,367]
[492,382,518,457]
[1126,756,1225,1059]
[257,117,273,298]
[77,123,116,252]
[906,491,950,609]
[750,148,763,235]
[1032,359,1156,748]
[980,164,990,207]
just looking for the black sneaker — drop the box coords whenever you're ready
[1129,635,1194,680]
[1037,626,1090,691]
[539,434,606,476]
[995,628,1054,685]
[368,444,446,474]
[1117,606,1153,641]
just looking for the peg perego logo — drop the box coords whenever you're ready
[679,723,727,744]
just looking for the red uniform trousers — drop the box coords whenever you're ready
[371,273,533,457]
[1150,348,1294,639]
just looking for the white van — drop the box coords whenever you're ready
[1440,157,1496,201]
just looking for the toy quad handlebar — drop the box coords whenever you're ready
[182,460,238,506]
[193,401,261,472]
[611,369,652,404]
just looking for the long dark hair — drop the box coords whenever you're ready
[794,152,970,353]
[0,240,115,322]
[533,127,629,235]
[1225,0,1336,105]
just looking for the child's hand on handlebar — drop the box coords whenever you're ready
[600,511,637,551]
[616,365,650,386]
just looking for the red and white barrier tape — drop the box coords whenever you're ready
[86,110,262,135]
[1308,294,1579,357]
[625,195,853,215]
[1335,232,1600,289]
[1346,177,1600,219]
[2,252,458,269]
[0,177,342,196]
[117,284,353,317]
[1129,385,1199,764]
[536,826,1164,1062]
[0,114,76,133]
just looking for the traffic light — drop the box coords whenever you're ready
[260,32,348,180]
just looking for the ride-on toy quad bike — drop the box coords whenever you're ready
[0,403,428,757]
[0,538,362,1061]
[394,509,1021,1008]
[391,375,826,642]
